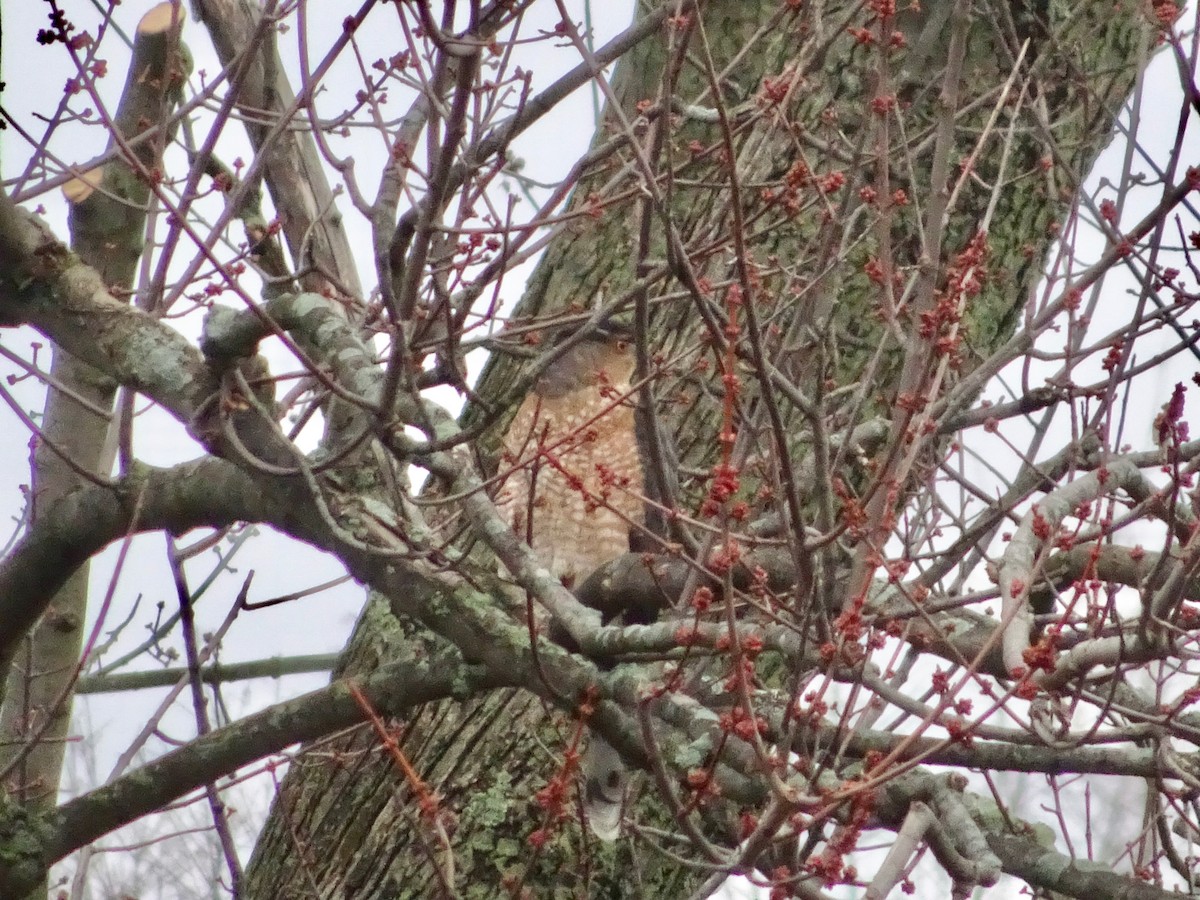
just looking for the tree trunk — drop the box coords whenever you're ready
[0,9,187,898]
[245,0,1156,895]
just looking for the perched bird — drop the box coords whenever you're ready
[496,324,645,840]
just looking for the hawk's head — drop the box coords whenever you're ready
[535,323,636,399]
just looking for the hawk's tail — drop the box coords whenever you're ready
[582,735,626,840]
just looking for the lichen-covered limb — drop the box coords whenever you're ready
[0,192,217,427]
[191,0,363,299]
[64,1,190,284]
[73,653,339,695]
[0,648,508,897]
[0,460,274,686]
[997,454,1199,677]
[864,801,937,899]
[201,294,385,410]
[986,830,1180,900]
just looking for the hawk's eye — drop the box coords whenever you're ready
[615,339,630,352]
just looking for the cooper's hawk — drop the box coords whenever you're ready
[496,325,644,840]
